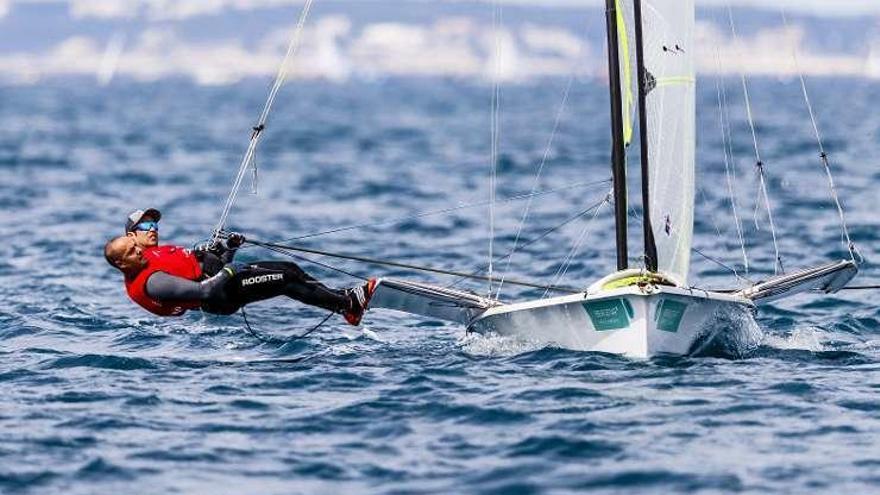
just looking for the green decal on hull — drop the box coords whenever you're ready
[583,298,633,331]
[656,299,687,333]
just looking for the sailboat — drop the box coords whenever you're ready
[361,0,860,358]
[213,0,860,358]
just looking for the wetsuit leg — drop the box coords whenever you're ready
[219,261,351,313]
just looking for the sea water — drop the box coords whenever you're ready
[0,77,878,494]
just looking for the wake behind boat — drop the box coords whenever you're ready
[316,0,857,358]
[209,0,860,358]
[369,273,755,358]
[368,259,856,358]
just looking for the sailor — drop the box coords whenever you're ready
[123,207,235,276]
[104,211,375,325]
[124,208,161,250]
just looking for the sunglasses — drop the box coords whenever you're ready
[135,221,159,232]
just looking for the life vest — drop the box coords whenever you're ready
[125,245,203,316]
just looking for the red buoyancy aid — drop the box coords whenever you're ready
[125,245,203,316]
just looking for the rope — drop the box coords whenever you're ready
[212,0,316,242]
[543,193,610,297]
[258,179,611,245]
[258,242,368,281]
[627,206,754,285]
[781,9,859,263]
[243,238,580,294]
[726,6,784,275]
[445,195,611,290]
[691,247,755,285]
[241,306,334,344]
[231,193,609,298]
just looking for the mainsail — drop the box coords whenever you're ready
[637,0,696,284]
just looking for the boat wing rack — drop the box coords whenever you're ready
[369,278,500,325]
[736,259,859,303]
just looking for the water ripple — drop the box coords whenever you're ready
[1,78,878,494]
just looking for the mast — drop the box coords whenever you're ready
[605,0,629,271]
[633,0,658,271]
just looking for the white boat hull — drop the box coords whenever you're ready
[468,286,754,358]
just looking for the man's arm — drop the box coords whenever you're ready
[145,269,231,302]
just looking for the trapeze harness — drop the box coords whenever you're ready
[125,245,203,316]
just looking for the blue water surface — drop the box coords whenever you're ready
[0,76,878,494]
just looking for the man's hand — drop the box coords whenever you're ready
[226,232,246,249]
[194,239,222,254]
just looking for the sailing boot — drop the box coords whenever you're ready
[343,278,378,326]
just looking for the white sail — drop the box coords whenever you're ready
[640,0,696,284]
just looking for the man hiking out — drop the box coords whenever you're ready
[124,208,240,276]
[105,208,375,325]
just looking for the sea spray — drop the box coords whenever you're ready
[692,304,763,358]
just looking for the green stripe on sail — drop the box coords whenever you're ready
[655,76,696,87]
[615,0,634,145]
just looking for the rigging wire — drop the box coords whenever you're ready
[487,0,503,297]
[243,238,580,293]
[259,242,368,281]
[713,44,750,274]
[256,179,611,245]
[726,6,784,275]
[211,0,316,243]
[495,72,576,300]
[241,238,877,304]
[691,247,754,285]
[697,184,726,249]
[627,206,755,285]
[695,181,749,284]
[543,192,611,298]
[781,8,860,263]
[445,195,611,291]
[249,152,259,195]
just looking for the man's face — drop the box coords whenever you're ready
[127,215,159,248]
[113,236,148,273]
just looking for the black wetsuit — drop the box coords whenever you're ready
[144,241,353,315]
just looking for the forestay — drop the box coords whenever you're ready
[640,0,696,284]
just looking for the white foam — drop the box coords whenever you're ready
[457,331,547,357]
[360,327,384,342]
[764,326,826,352]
